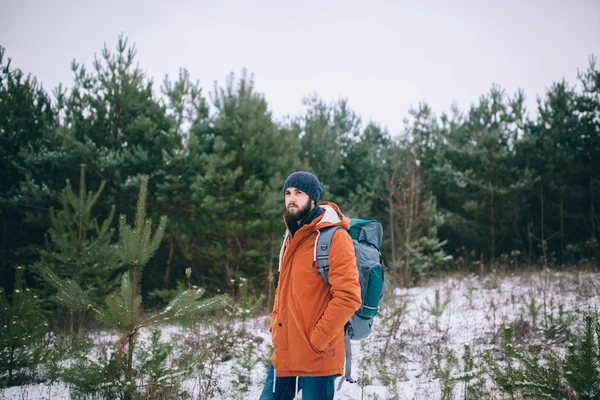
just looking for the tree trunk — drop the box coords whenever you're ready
[512,193,522,254]
[128,334,134,377]
[592,177,597,240]
[2,216,7,285]
[560,190,564,265]
[541,185,546,266]
[490,185,495,263]
[125,332,135,400]
[77,164,85,257]
[8,345,14,385]
[113,99,121,149]
[528,221,534,265]
[427,193,433,237]
[389,192,396,274]
[387,168,398,276]
[126,266,137,399]
[164,231,175,285]
[77,212,83,257]
[225,234,233,281]
[405,168,415,278]
[268,234,276,310]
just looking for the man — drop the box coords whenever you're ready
[260,171,361,400]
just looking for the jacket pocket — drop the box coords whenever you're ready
[308,339,324,355]
[309,326,329,355]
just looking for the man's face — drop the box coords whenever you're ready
[284,187,314,221]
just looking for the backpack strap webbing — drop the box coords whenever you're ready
[337,333,356,390]
[315,226,343,285]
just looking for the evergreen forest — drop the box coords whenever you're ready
[1,35,599,399]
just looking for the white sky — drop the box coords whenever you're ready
[1,0,599,134]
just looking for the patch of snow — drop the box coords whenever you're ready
[1,269,599,399]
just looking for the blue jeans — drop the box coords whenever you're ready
[259,364,335,400]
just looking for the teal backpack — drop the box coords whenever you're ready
[315,219,386,388]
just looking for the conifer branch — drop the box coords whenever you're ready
[139,290,228,328]
[89,180,107,212]
[41,268,97,313]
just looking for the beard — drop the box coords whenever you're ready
[285,198,312,221]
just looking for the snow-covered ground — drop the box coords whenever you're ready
[2,268,599,399]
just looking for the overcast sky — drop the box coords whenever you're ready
[1,0,599,134]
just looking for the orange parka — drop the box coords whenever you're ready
[270,202,361,377]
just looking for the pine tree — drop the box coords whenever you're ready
[514,351,567,399]
[379,139,451,283]
[435,86,528,262]
[342,122,391,218]
[34,164,122,318]
[58,34,177,223]
[189,70,302,290]
[564,315,600,399]
[0,266,48,387]
[0,45,68,294]
[406,101,448,189]
[576,56,600,258]
[487,315,600,399]
[293,96,362,203]
[150,69,211,292]
[485,326,522,397]
[44,175,228,397]
[523,81,581,264]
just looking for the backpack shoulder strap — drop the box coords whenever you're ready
[278,230,289,272]
[316,225,358,391]
[315,225,344,285]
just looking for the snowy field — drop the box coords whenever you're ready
[2,268,599,399]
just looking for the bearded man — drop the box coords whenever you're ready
[260,171,361,400]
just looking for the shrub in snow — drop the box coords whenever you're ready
[0,266,49,387]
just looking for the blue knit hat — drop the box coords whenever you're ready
[282,171,322,203]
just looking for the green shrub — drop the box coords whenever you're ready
[0,266,49,387]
